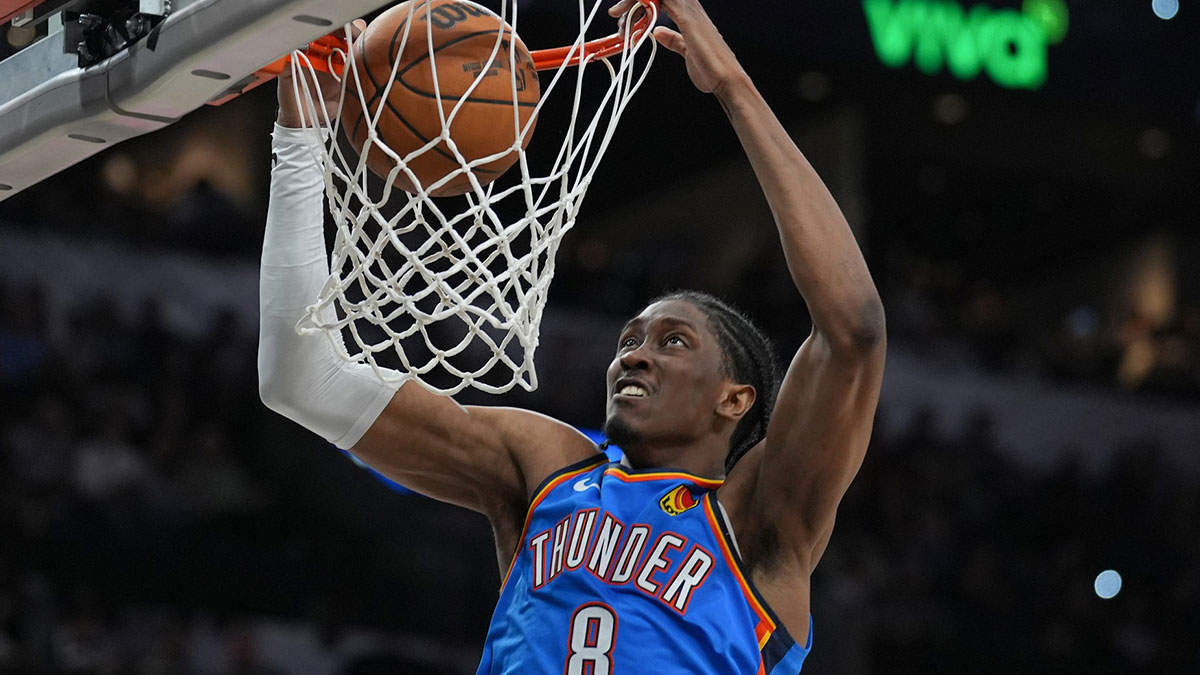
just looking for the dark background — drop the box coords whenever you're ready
[1,0,1198,672]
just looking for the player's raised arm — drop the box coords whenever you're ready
[635,0,886,570]
[257,35,593,553]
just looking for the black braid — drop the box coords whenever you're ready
[651,291,781,471]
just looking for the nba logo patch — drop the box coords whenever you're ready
[659,486,699,516]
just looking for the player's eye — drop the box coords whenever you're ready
[619,336,639,349]
[664,334,687,347]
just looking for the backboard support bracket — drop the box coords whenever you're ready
[0,0,393,202]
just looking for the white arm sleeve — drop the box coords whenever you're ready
[258,124,399,449]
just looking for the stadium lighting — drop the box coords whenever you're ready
[1094,570,1123,599]
[1152,0,1179,20]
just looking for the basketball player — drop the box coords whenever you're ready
[259,0,885,672]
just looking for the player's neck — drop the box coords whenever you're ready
[621,438,727,479]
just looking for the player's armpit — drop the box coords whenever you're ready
[737,322,885,573]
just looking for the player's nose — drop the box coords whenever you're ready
[618,342,652,371]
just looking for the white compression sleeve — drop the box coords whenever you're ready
[258,124,398,449]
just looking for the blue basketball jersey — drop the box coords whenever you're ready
[476,455,812,674]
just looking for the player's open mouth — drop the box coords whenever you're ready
[618,385,649,397]
[613,378,651,399]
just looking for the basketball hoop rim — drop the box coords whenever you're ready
[260,0,658,79]
[531,0,658,70]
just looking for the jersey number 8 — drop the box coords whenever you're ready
[565,603,617,675]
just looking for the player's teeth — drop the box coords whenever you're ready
[619,385,647,397]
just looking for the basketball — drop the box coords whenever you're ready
[342,0,540,197]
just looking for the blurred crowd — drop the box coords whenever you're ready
[2,262,1199,673]
[0,281,470,674]
[3,115,1199,404]
[877,245,1200,401]
[817,407,1200,673]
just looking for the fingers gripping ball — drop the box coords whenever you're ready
[342,0,540,197]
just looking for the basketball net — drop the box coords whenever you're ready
[284,0,657,396]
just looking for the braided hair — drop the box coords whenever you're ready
[651,291,782,471]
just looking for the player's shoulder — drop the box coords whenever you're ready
[715,439,763,515]
[464,405,594,451]
[466,405,601,499]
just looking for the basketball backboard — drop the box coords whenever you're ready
[0,0,393,201]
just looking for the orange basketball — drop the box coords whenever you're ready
[342,0,540,197]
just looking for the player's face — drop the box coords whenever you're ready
[603,299,731,459]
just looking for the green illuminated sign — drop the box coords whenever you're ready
[863,0,1068,90]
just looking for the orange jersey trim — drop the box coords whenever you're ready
[499,456,608,590]
[702,494,777,647]
[603,465,725,490]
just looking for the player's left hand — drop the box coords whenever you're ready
[609,0,745,96]
[277,19,366,128]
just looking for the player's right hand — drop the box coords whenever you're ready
[276,19,367,128]
[610,0,745,98]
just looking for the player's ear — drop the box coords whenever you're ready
[716,383,755,422]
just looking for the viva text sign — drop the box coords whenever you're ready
[863,0,1069,90]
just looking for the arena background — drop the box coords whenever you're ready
[1,0,1198,672]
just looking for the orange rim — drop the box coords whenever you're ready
[531,0,658,71]
[260,33,347,76]
[266,0,658,77]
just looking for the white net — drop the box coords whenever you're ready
[285,0,657,395]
